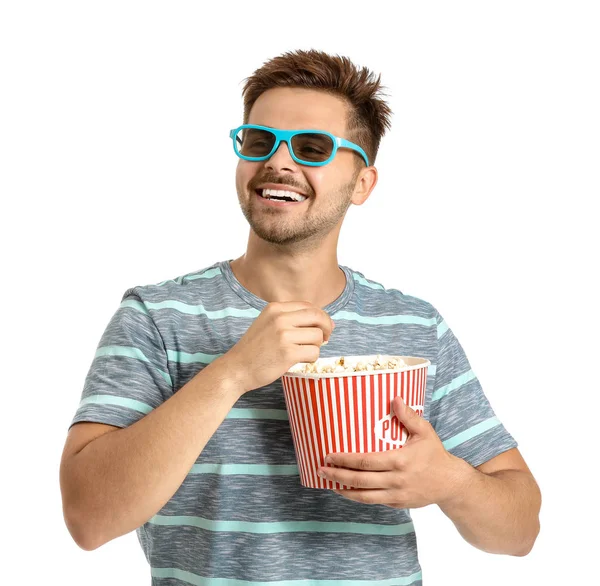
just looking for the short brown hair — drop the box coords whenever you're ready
[241,49,393,167]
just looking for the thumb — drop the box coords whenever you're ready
[392,395,424,436]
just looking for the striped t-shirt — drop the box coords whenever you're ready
[70,259,518,586]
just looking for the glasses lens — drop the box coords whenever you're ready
[236,127,276,158]
[291,133,334,163]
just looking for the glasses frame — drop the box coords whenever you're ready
[229,124,370,167]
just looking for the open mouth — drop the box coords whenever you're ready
[255,188,308,206]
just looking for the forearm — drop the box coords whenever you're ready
[62,356,244,550]
[438,457,541,556]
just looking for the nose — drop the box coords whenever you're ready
[265,140,298,173]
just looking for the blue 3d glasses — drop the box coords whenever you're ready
[229,124,369,167]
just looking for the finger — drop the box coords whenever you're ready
[332,488,395,506]
[318,466,396,489]
[268,301,315,313]
[392,396,426,436]
[325,450,400,472]
[286,327,325,346]
[285,308,335,342]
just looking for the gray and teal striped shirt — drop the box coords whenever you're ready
[70,259,518,585]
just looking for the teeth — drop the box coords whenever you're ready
[261,188,307,202]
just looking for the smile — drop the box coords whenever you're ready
[255,189,308,207]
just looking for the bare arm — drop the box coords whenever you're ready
[318,403,541,557]
[59,356,245,551]
[60,300,335,551]
[438,451,542,556]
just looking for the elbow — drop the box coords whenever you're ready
[513,541,535,557]
[60,459,104,551]
[513,518,541,557]
[75,532,102,552]
[60,475,103,551]
[513,475,542,557]
[63,507,102,551]
[62,495,108,551]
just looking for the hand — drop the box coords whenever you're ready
[224,301,335,394]
[317,396,466,509]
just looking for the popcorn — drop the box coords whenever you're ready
[282,354,431,488]
[293,354,407,375]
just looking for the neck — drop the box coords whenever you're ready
[229,231,347,309]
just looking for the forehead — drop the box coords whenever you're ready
[248,87,350,137]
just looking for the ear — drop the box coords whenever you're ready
[351,166,378,206]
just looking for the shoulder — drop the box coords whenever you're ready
[120,261,224,303]
[345,265,439,321]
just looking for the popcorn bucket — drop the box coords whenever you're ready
[281,355,430,489]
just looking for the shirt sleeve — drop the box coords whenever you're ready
[428,308,518,468]
[69,287,174,431]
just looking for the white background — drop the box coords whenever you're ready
[1,1,598,584]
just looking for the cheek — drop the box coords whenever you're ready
[305,169,325,195]
[324,161,358,194]
[236,161,256,192]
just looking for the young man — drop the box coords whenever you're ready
[60,49,541,585]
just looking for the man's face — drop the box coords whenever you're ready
[235,87,362,246]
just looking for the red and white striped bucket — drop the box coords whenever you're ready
[281,355,430,489]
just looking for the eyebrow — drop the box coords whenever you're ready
[253,124,336,134]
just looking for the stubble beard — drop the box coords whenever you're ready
[238,180,355,246]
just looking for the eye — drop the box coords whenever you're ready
[300,144,326,155]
